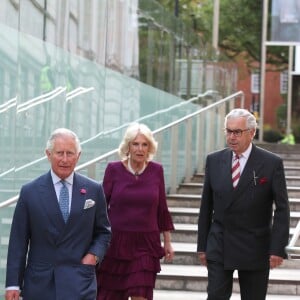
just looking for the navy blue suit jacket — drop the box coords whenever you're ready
[6,171,111,300]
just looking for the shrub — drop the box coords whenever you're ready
[263,129,283,143]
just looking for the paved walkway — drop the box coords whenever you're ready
[160,264,300,282]
[154,290,300,299]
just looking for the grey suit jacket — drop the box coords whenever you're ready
[197,144,290,270]
[6,171,111,300]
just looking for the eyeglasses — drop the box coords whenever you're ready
[225,128,250,137]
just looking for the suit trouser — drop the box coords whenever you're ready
[206,260,269,300]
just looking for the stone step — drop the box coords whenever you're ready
[169,207,300,227]
[168,242,300,268]
[167,195,300,212]
[284,166,300,176]
[169,207,199,224]
[177,182,300,197]
[255,143,300,156]
[156,264,300,296]
[172,223,300,245]
[192,172,300,183]
[167,194,201,208]
[154,289,300,300]
[177,183,203,194]
[284,160,300,167]
[285,175,300,184]
[289,198,300,211]
[288,187,300,198]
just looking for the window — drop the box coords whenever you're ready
[280,71,288,94]
[251,73,260,93]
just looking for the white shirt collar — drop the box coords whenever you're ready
[241,143,252,160]
[50,169,74,186]
[233,143,252,159]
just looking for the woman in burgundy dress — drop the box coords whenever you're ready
[97,123,174,300]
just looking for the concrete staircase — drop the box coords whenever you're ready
[155,143,300,299]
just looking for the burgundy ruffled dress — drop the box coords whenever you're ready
[96,161,174,300]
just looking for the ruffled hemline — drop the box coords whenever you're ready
[97,230,164,292]
[98,255,158,290]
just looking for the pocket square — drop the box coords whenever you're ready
[84,199,95,209]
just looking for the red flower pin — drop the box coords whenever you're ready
[259,177,268,185]
[80,188,87,195]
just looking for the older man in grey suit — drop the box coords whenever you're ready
[197,109,290,300]
[5,128,111,300]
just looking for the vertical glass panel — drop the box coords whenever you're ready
[0,21,18,295]
[1,26,16,200]
[0,24,18,202]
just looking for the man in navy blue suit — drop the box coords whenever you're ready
[197,109,290,300]
[5,128,111,300]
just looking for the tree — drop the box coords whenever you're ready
[156,0,288,68]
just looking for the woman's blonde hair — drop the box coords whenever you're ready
[118,123,158,161]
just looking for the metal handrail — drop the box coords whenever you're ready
[81,89,219,145]
[66,87,95,102]
[286,220,300,255]
[74,90,245,180]
[0,195,18,209]
[0,97,17,114]
[0,89,218,178]
[16,86,95,113]
[16,87,66,113]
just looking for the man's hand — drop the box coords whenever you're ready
[269,255,283,269]
[81,253,98,265]
[5,290,20,300]
[198,252,207,266]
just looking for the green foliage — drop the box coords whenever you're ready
[263,128,283,143]
[156,0,289,67]
[292,118,300,143]
[276,104,287,130]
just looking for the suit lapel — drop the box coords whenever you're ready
[220,149,236,208]
[38,172,66,228]
[68,173,86,224]
[221,149,234,187]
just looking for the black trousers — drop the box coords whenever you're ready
[206,260,270,300]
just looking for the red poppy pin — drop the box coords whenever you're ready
[259,177,268,185]
[80,188,87,195]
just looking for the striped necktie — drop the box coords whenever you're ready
[59,180,69,222]
[232,155,240,188]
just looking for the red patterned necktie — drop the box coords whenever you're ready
[232,155,240,188]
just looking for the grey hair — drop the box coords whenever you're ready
[225,108,257,130]
[118,123,158,161]
[46,128,81,153]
